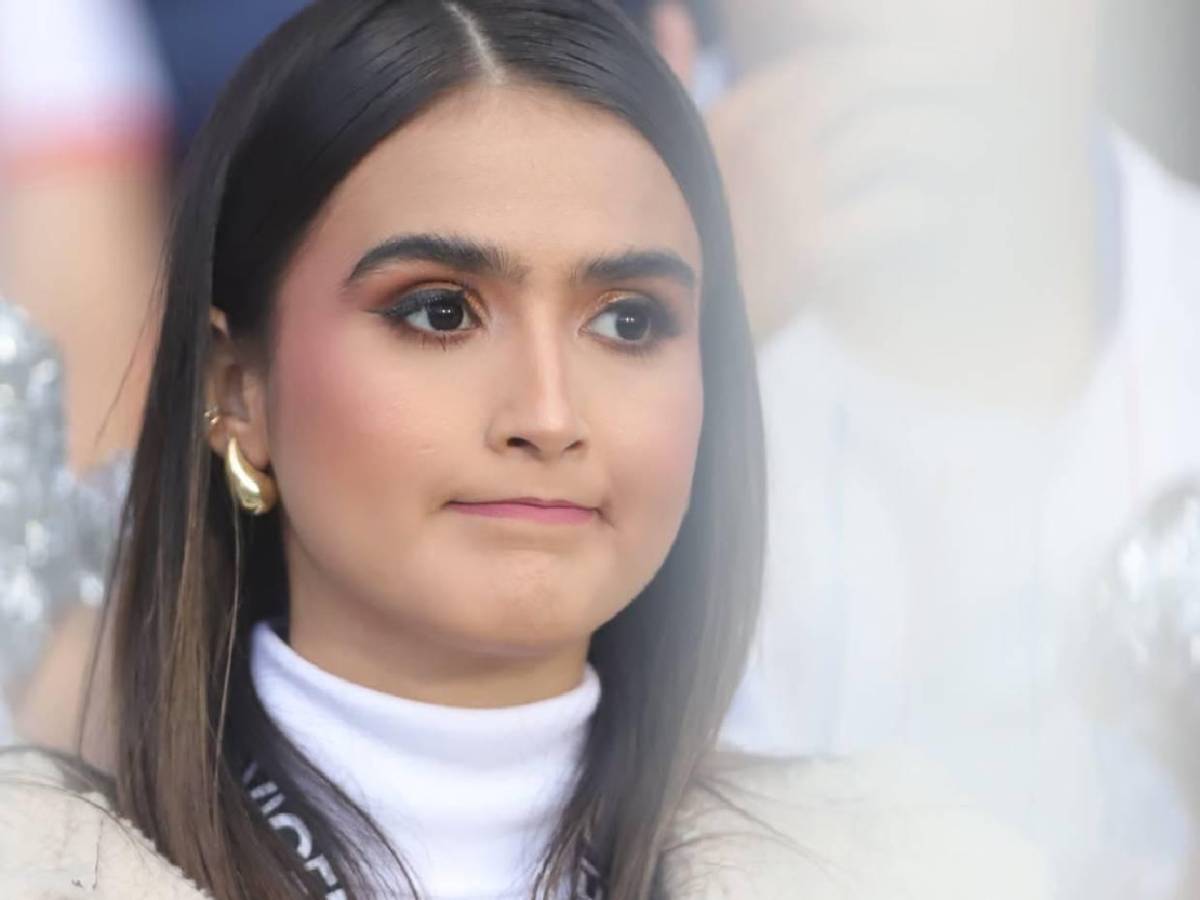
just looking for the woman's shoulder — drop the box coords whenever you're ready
[664,748,1053,900]
[0,749,211,899]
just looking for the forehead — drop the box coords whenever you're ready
[307,82,702,277]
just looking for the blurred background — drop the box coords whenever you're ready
[1,1,1198,898]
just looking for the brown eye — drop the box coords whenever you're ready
[586,298,655,344]
[424,296,467,331]
[382,287,477,333]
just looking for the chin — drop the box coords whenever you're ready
[437,567,627,649]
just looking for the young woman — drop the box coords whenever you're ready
[0,2,1049,898]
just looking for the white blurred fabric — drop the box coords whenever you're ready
[720,131,1200,897]
[0,0,165,155]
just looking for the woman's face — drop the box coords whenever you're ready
[239,84,703,693]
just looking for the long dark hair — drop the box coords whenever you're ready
[102,1,764,897]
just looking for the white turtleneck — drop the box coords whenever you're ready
[250,621,601,900]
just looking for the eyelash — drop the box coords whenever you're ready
[586,296,682,358]
[377,285,480,350]
[375,284,682,356]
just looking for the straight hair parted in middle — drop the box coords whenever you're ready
[101,2,766,897]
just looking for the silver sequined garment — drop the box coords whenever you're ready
[0,298,130,738]
[1094,481,1200,702]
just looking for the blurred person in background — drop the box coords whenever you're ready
[0,0,166,747]
[707,1,1200,897]
[0,0,165,470]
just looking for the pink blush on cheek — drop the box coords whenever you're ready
[265,220,413,459]
[610,376,703,525]
[265,292,417,505]
[270,303,363,444]
[265,282,482,537]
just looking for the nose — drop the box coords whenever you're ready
[486,326,586,461]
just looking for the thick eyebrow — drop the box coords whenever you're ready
[345,233,529,285]
[575,249,697,292]
[344,234,697,293]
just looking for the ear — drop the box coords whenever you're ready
[206,309,271,470]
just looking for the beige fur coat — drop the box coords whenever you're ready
[0,749,1051,899]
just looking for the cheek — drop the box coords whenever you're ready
[601,350,704,555]
[264,304,463,549]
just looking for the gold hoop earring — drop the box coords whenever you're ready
[225,435,277,515]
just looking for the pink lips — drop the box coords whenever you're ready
[446,498,596,525]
